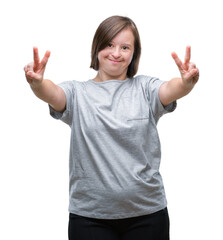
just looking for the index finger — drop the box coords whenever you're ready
[171,52,183,70]
[33,47,40,64]
[40,50,51,68]
[184,46,191,65]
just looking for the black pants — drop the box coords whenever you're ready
[68,208,169,240]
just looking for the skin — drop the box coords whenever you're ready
[24,29,199,111]
[94,28,135,82]
[159,46,199,106]
[24,47,66,113]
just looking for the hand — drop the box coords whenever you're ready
[24,47,51,86]
[171,46,199,89]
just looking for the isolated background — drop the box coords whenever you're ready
[1,0,222,239]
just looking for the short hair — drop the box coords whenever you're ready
[90,16,141,78]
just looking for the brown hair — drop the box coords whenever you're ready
[90,16,141,78]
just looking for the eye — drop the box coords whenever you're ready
[108,43,113,48]
[122,46,129,50]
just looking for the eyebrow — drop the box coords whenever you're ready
[110,41,133,47]
[122,43,132,47]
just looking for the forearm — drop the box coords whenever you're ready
[159,77,194,107]
[30,79,66,112]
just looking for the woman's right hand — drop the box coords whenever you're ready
[24,47,51,87]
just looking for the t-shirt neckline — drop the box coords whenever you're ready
[88,78,130,84]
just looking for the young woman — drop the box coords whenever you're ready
[24,15,199,240]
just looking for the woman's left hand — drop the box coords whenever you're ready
[171,46,199,89]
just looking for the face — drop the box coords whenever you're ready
[97,28,135,81]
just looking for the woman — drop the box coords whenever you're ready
[24,16,199,240]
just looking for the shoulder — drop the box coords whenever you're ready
[58,80,76,89]
[132,75,163,88]
[133,75,151,82]
[58,79,90,91]
[132,75,160,84]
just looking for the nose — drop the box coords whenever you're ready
[111,47,121,59]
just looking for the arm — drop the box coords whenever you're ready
[24,47,66,112]
[159,46,199,107]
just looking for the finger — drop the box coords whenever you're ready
[24,66,29,72]
[24,65,28,72]
[40,50,51,69]
[26,71,41,82]
[191,68,199,78]
[184,68,199,82]
[24,62,34,73]
[188,62,196,71]
[184,46,191,67]
[25,71,34,84]
[193,69,199,83]
[33,47,40,64]
[171,52,184,70]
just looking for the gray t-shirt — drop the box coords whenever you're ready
[50,75,176,219]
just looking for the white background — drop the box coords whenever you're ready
[0,0,222,239]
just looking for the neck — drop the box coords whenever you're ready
[93,71,128,82]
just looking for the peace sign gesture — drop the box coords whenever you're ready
[24,47,51,86]
[171,46,199,88]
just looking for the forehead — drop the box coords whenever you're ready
[111,28,134,44]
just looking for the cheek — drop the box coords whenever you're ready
[97,50,107,64]
[129,54,133,64]
[97,52,102,63]
[126,53,134,65]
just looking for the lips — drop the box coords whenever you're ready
[108,58,122,63]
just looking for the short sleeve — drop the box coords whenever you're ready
[144,76,177,123]
[49,80,76,126]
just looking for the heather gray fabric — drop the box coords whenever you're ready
[49,75,176,219]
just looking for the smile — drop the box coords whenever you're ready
[108,59,122,63]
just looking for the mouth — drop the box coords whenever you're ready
[108,58,122,64]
